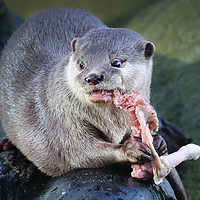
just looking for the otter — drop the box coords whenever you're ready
[0,8,186,199]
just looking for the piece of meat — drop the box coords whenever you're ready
[113,90,200,185]
[113,90,161,180]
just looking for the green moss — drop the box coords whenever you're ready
[126,0,200,63]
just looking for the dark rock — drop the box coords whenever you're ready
[0,147,50,200]
[0,147,176,200]
[34,167,176,200]
[158,115,191,153]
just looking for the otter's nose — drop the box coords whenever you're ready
[85,74,104,85]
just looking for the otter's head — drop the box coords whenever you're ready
[66,28,155,104]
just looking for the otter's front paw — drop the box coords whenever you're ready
[123,136,152,164]
[153,134,168,156]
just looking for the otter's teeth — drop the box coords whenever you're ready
[102,90,105,95]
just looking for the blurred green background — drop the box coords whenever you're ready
[3,0,200,199]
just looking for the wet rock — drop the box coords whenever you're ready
[0,147,50,200]
[0,147,176,200]
[158,115,191,153]
[34,167,176,200]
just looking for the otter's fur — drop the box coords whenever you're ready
[0,8,155,176]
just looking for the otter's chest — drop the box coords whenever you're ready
[91,106,130,144]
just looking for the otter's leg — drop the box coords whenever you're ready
[153,134,168,156]
[30,131,153,177]
[121,135,152,164]
[76,137,153,167]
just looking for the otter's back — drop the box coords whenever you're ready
[0,8,105,70]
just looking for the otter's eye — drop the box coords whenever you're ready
[111,60,122,68]
[79,61,85,69]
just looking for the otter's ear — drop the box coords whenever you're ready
[71,38,79,53]
[144,42,155,59]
